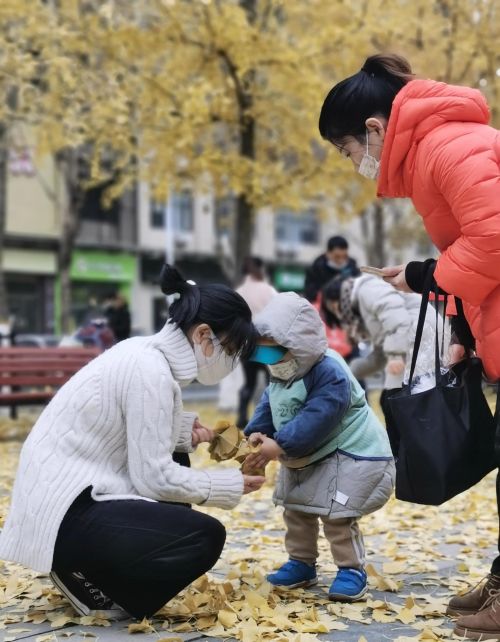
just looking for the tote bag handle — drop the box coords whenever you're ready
[407,263,443,386]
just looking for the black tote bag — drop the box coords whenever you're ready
[388,266,497,505]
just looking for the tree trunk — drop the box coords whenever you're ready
[234,192,253,277]
[359,208,370,263]
[231,0,256,283]
[371,201,386,266]
[57,151,82,334]
[0,125,9,323]
[233,103,255,281]
[361,201,386,267]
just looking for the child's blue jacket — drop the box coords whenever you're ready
[245,349,393,468]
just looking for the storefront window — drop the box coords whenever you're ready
[7,276,48,333]
[67,250,136,331]
[71,282,122,328]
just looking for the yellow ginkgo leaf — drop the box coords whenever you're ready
[218,609,238,628]
[128,618,154,634]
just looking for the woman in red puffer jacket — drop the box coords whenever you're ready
[319,54,500,640]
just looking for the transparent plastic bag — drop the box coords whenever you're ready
[404,311,451,395]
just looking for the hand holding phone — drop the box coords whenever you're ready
[360,266,385,277]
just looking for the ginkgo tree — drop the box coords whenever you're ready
[0,0,498,325]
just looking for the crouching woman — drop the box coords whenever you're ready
[0,265,264,620]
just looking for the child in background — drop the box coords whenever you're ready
[322,274,436,455]
[244,292,394,602]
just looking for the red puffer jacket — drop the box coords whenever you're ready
[377,79,500,381]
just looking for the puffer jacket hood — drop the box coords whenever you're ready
[378,79,490,199]
[253,292,328,381]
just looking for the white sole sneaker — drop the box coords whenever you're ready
[269,577,319,590]
[328,585,368,602]
[50,571,127,620]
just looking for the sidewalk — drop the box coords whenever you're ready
[1,414,498,642]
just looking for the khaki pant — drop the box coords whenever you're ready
[284,508,365,569]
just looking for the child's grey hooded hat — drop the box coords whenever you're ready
[253,292,328,380]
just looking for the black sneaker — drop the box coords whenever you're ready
[50,570,126,619]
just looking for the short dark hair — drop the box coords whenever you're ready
[242,256,265,277]
[327,235,348,251]
[160,264,256,359]
[319,53,413,143]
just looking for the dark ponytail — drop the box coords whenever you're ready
[160,264,202,328]
[319,53,414,143]
[160,264,256,359]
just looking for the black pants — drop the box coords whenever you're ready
[345,345,366,394]
[236,361,269,428]
[492,385,500,575]
[52,466,226,619]
[379,388,401,457]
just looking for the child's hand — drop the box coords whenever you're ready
[248,436,284,470]
[192,419,215,447]
[260,436,285,460]
[247,432,267,447]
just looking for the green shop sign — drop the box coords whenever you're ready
[70,250,136,282]
[273,268,305,291]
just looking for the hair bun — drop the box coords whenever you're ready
[159,264,192,296]
[361,54,413,79]
[360,58,379,76]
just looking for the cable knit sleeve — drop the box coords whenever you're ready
[123,353,243,509]
[175,411,198,453]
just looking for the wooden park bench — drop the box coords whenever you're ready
[0,346,100,419]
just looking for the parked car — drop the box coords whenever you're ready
[13,334,61,348]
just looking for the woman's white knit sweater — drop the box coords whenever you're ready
[0,322,244,573]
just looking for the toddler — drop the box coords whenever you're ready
[244,292,395,601]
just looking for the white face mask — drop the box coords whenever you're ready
[358,131,380,180]
[327,260,348,270]
[268,358,299,381]
[194,332,237,385]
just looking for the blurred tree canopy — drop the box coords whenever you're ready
[0,0,498,267]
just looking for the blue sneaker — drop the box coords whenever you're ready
[328,567,368,602]
[267,559,318,589]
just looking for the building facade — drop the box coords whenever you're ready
[3,147,431,337]
[3,148,60,335]
[3,147,138,337]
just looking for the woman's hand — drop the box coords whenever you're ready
[386,357,405,375]
[242,475,266,494]
[192,419,215,447]
[448,343,466,365]
[382,265,413,293]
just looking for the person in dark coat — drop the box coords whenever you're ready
[104,292,131,342]
[304,236,360,302]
